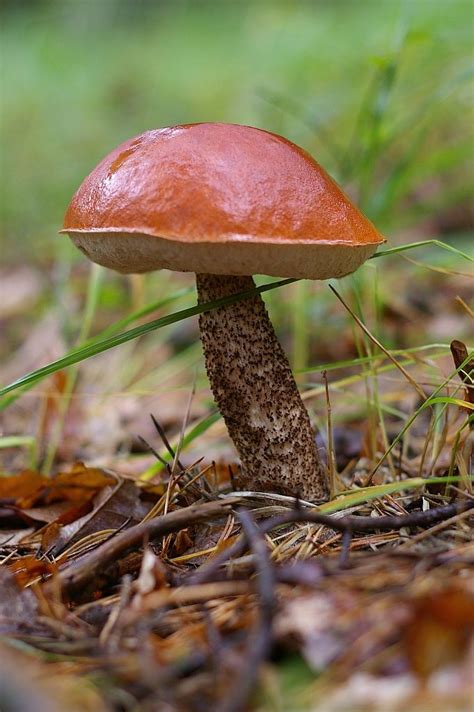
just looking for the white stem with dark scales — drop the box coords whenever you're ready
[196,273,329,502]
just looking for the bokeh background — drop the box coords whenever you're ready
[2,0,473,257]
[1,0,472,473]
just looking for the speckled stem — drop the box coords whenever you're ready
[196,274,329,502]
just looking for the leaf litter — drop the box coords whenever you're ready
[0,436,472,711]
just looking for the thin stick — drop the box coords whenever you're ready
[216,510,276,712]
[322,369,337,498]
[398,506,474,548]
[339,528,353,569]
[171,381,196,477]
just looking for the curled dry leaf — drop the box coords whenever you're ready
[38,463,117,505]
[132,546,169,606]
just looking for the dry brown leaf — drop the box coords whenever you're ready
[0,504,39,528]
[168,528,194,558]
[22,501,81,524]
[403,587,474,677]
[0,463,116,511]
[41,463,116,504]
[0,470,47,502]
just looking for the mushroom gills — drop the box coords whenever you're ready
[196,273,329,502]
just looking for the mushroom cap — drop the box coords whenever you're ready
[62,123,385,279]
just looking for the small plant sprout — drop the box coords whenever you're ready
[61,123,384,501]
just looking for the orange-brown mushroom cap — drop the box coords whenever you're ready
[62,123,385,279]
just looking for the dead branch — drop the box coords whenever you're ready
[55,498,239,597]
[191,499,473,584]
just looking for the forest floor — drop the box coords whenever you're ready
[0,236,473,712]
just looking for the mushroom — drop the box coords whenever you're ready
[62,123,384,502]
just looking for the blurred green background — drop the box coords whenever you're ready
[1,0,473,262]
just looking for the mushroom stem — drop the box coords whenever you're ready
[196,273,329,502]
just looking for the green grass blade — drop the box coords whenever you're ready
[418,396,473,411]
[371,239,473,262]
[320,475,467,513]
[0,286,193,411]
[0,278,295,400]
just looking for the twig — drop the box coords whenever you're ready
[339,528,353,569]
[123,581,251,621]
[99,574,133,649]
[54,499,239,597]
[397,506,474,548]
[191,499,473,584]
[171,381,196,477]
[215,510,276,712]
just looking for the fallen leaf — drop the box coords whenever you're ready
[0,470,47,503]
[40,463,116,504]
[403,587,474,677]
[0,504,39,528]
[46,477,148,557]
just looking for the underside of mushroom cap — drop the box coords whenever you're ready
[62,123,385,279]
[68,231,379,280]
